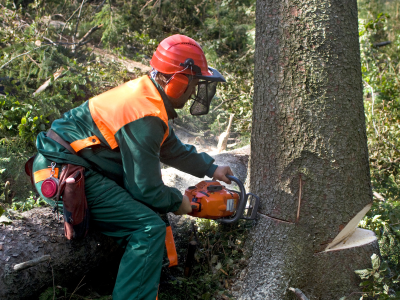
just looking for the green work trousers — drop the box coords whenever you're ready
[33,154,164,300]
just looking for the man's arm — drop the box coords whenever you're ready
[115,117,183,214]
[160,126,217,177]
[160,126,233,183]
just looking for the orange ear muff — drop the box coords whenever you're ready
[165,74,189,99]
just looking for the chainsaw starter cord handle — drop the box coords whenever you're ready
[220,175,247,224]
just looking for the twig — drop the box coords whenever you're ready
[289,287,309,300]
[297,174,302,222]
[59,5,81,40]
[140,0,155,12]
[150,0,160,13]
[211,96,239,113]
[69,275,86,300]
[73,24,103,50]
[13,255,51,272]
[26,54,42,69]
[219,268,228,276]
[43,36,58,46]
[0,45,49,70]
[373,41,391,48]
[52,14,66,20]
[72,0,87,44]
[93,0,107,14]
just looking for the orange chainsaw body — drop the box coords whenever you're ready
[185,180,239,220]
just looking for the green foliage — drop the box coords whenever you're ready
[0,4,139,145]
[159,219,252,300]
[354,254,400,299]
[358,1,400,297]
[39,286,68,300]
[0,136,42,223]
[11,190,47,211]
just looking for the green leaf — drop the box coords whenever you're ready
[371,254,380,270]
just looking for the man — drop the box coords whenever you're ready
[31,34,233,299]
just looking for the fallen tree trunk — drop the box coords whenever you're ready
[0,208,119,300]
[0,147,249,299]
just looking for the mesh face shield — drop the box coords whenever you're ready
[190,81,218,116]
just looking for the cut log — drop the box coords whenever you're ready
[0,208,119,300]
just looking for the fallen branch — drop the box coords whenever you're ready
[71,24,103,53]
[211,96,239,113]
[74,24,103,50]
[59,6,81,40]
[373,41,391,48]
[26,54,42,69]
[43,36,58,46]
[13,255,51,272]
[93,0,107,15]
[0,45,49,71]
[140,0,155,12]
[72,0,87,45]
[289,287,310,300]
[33,67,67,96]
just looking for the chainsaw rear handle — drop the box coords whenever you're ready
[219,175,246,224]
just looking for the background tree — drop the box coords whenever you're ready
[233,0,380,299]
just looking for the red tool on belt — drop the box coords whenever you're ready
[185,175,259,224]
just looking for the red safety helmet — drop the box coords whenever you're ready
[151,34,211,76]
[150,34,225,115]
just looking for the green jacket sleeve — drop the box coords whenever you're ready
[115,116,183,214]
[160,126,217,178]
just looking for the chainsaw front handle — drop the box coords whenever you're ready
[219,175,247,224]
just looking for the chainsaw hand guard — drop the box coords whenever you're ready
[185,175,259,224]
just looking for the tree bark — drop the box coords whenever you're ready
[234,0,379,299]
[0,208,119,300]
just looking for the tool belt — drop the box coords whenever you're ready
[25,129,90,240]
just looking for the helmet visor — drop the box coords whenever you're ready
[190,81,218,115]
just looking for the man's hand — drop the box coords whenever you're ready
[173,195,193,215]
[213,166,234,184]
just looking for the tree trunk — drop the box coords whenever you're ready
[234,0,379,299]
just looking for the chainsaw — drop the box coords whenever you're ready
[185,175,260,224]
